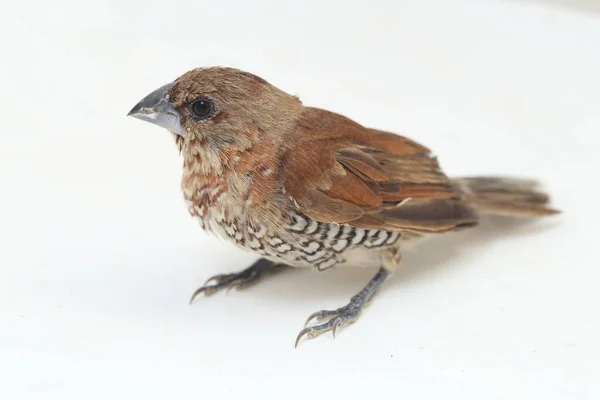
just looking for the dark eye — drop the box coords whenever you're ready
[189,98,214,120]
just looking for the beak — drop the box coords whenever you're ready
[127,82,183,136]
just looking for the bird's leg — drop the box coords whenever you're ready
[295,267,391,347]
[190,258,288,302]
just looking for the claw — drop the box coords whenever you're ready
[202,275,221,287]
[189,288,204,304]
[295,327,311,348]
[189,285,217,303]
[295,317,345,348]
[304,311,324,327]
[304,309,343,327]
[189,259,289,304]
[332,318,341,338]
[296,301,369,346]
[294,325,330,348]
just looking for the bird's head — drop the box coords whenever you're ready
[128,67,303,171]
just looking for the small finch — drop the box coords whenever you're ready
[128,67,559,347]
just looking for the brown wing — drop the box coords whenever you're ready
[279,108,478,233]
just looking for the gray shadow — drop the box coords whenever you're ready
[242,215,561,304]
[507,0,600,15]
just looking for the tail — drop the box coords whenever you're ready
[452,177,560,217]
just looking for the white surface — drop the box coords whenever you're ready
[1,0,599,399]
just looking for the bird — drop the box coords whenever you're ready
[128,66,559,347]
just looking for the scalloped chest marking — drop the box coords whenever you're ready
[190,207,402,270]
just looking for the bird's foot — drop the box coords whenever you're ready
[190,258,288,303]
[295,267,390,347]
[295,299,364,347]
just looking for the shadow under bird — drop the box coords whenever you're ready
[128,67,559,347]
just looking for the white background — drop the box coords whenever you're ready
[1,0,599,398]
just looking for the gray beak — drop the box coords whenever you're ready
[127,82,183,136]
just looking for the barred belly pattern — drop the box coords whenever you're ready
[204,210,403,271]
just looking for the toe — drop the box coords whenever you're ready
[304,311,325,327]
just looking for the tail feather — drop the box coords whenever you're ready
[452,177,560,217]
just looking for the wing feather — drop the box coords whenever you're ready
[279,108,478,233]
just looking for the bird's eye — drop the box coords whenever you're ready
[189,98,214,120]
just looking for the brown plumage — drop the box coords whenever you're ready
[128,66,559,347]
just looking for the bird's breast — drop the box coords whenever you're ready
[185,190,405,270]
[180,168,405,270]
